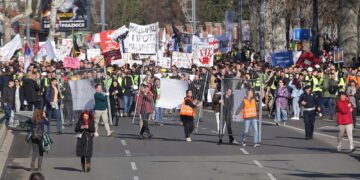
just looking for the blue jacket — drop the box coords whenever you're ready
[45,86,61,106]
[289,81,304,98]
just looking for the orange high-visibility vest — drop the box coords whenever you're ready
[179,98,195,117]
[241,98,257,119]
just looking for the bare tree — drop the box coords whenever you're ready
[338,0,360,66]
[0,0,32,43]
[271,0,287,52]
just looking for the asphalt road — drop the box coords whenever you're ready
[1,110,360,180]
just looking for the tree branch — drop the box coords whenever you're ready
[9,0,33,24]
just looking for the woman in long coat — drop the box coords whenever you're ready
[109,80,123,126]
[75,111,95,172]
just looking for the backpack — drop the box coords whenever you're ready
[328,85,338,95]
[31,124,44,141]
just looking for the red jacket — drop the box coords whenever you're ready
[135,92,154,115]
[336,97,353,125]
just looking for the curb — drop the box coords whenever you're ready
[0,126,14,178]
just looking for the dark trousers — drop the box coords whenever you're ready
[304,110,316,138]
[181,115,194,138]
[140,113,150,135]
[223,112,233,138]
[81,156,91,164]
[31,142,43,167]
[352,111,357,128]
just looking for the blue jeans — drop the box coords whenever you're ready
[321,98,335,117]
[155,105,164,123]
[242,119,259,144]
[0,104,13,127]
[292,97,300,118]
[275,107,288,123]
[46,106,62,133]
[123,95,133,115]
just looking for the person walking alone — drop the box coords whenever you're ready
[94,84,113,137]
[29,109,49,172]
[336,93,356,152]
[299,86,320,140]
[179,90,202,142]
[75,111,95,172]
[136,85,154,139]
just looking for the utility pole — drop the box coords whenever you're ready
[238,0,242,50]
[25,0,30,43]
[192,0,196,34]
[101,0,106,32]
[259,0,265,61]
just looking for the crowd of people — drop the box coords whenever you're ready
[0,46,358,174]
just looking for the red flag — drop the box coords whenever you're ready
[33,33,40,56]
[296,51,321,68]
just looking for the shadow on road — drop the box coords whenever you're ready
[54,167,82,172]
[7,165,31,172]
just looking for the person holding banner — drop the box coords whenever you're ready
[180,90,202,142]
[94,84,114,137]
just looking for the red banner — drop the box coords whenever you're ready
[100,30,121,62]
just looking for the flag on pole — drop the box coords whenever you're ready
[24,42,34,73]
[0,34,22,61]
[70,30,81,57]
[38,39,56,61]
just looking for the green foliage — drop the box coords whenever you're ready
[109,0,145,29]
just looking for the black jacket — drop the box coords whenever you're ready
[75,119,95,157]
[1,86,15,105]
[22,78,40,102]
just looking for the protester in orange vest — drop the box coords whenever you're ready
[239,89,260,147]
[179,90,202,142]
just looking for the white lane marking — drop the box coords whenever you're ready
[201,127,207,130]
[253,160,264,168]
[121,140,127,146]
[240,148,249,155]
[125,150,131,157]
[130,162,137,171]
[133,176,139,180]
[211,130,218,134]
[203,109,213,113]
[263,121,360,144]
[267,173,277,180]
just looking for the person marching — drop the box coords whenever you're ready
[75,111,95,172]
[29,109,49,172]
[180,90,202,142]
[136,85,154,139]
[299,86,320,140]
[336,93,356,152]
[94,84,114,137]
[239,89,260,147]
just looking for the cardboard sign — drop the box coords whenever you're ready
[127,22,159,54]
[64,56,80,69]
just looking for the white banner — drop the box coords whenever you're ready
[192,36,215,67]
[0,34,22,61]
[127,22,159,54]
[69,79,96,111]
[172,51,192,68]
[156,79,188,109]
[157,57,171,68]
[38,40,56,61]
[79,49,102,60]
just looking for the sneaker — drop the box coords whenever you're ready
[94,132,99,137]
[253,143,261,148]
[232,140,240,145]
[186,137,192,142]
[241,141,246,147]
[350,146,356,152]
[337,145,342,152]
[107,130,114,137]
